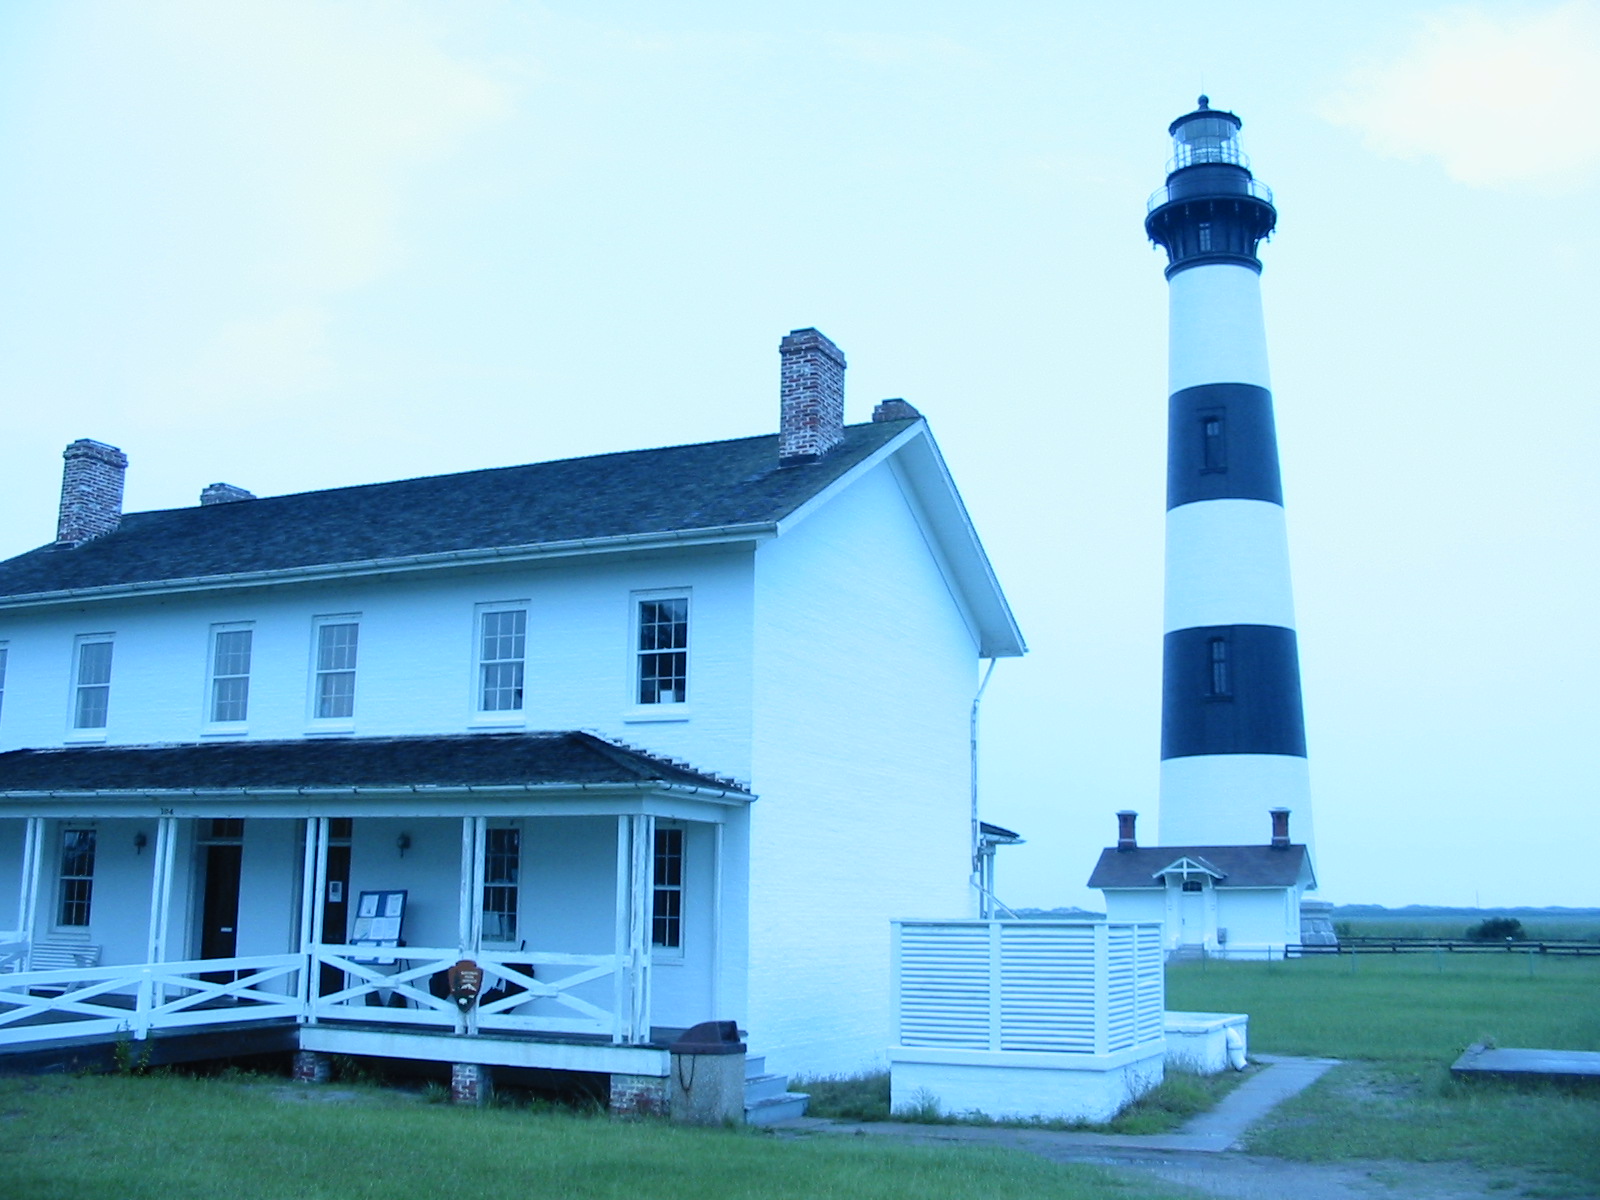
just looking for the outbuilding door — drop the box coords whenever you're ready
[1178,882,1208,946]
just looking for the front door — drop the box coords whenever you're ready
[198,819,244,983]
[1179,881,1207,947]
[319,820,352,996]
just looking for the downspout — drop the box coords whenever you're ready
[970,658,998,915]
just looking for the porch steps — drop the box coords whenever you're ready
[743,1054,808,1125]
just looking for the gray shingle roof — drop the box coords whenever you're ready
[1087,843,1310,889]
[0,731,750,797]
[0,421,912,600]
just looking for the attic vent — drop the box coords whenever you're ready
[201,483,256,506]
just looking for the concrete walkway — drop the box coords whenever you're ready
[785,1054,1341,1154]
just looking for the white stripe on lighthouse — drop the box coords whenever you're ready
[1159,754,1314,850]
[1164,499,1297,633]
[1168,264,1272,394]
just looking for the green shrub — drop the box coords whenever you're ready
[1466,917,1526,942]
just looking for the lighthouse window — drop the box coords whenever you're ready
[1201,413,1227,472]
[1198,222,1212,252]
[1207,637,1231,698]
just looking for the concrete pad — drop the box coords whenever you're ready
[1451,1044,1600,1082]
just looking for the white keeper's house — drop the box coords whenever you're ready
[0,328,1025,1112]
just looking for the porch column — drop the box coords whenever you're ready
[144,816,178,963]
[305,818,330,1021]
[298,818,323,1012]
[457,817,485,1036]
[710,822,724,1018]
[17,817,44,970]
[612,814,654,1045]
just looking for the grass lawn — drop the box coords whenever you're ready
[0,1072,1204,1200]
[1168,954,1600,1196]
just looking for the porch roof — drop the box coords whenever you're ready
[0,731,751,800]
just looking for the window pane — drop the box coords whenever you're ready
[317,672,355,719]
[75,685,109,729]
[482,828,520,943]
[480,612,526,711]
[652,827,683,948]
[78,641,112,686]
[317,623,358,671]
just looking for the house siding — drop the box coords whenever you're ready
[748,460,978,1076]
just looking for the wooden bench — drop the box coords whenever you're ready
[25,941,103,972]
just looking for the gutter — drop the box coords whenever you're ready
[0,780,754,803]
[0,522,779,610]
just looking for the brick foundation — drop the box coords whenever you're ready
[291,1050,331,1084]
[608,1072,669,1117]
[451,1062,493,1106]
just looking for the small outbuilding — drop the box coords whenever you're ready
[1087,809,1315,959]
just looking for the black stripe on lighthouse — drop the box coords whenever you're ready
[1168,383,1283,508]
[1162,625,1306,759]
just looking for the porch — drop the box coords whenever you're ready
[0,732,754,1085]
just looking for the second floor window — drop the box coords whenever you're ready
[637,597,688,705]
[0,644,8,722]
[210,628,253,723]
[73,638,113,729]
[315,621,359,719]
[479,609,527,712]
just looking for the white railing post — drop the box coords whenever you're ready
[987,920,1003,1051]
[133,966,153,1040]
[1092,923,1110,1056]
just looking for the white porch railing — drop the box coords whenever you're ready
[0,955,304,1046]
[0,933,25,974]
[305,947,643,1049]
[892,920,1165,1056]
[0,943,646,1051]
[309,946,640,1042]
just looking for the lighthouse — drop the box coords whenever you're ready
[1144,98,1314,859]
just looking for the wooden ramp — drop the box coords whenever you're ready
[1451,1043,1600,1083]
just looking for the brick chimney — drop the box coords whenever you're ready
[872,398,921,423]
[56,439,128,546]
[778,328,846,465]
[1270,807,1291,849]
[200,483,256,506]
[1116,810,1138,852]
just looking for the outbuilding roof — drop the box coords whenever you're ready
[1087,843,1312,889]
[0,731,750,798]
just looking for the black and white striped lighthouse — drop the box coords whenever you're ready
[1145,97,1313,856]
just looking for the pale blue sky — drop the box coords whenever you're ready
[1,1,1595,908]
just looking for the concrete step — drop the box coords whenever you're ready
[743,1072,792,1103]
[743,1054,766,1079]
[745,1091,809,1126]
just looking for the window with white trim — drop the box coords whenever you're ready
[636,596,688,705]
[652,826,684,950]
[72,636,114,730]
[0,643,8,723]
[209,625,253,723]
[57,828,96,927]
[482,826,520,945]
[477,606,527,713]
[313,618,360,720]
